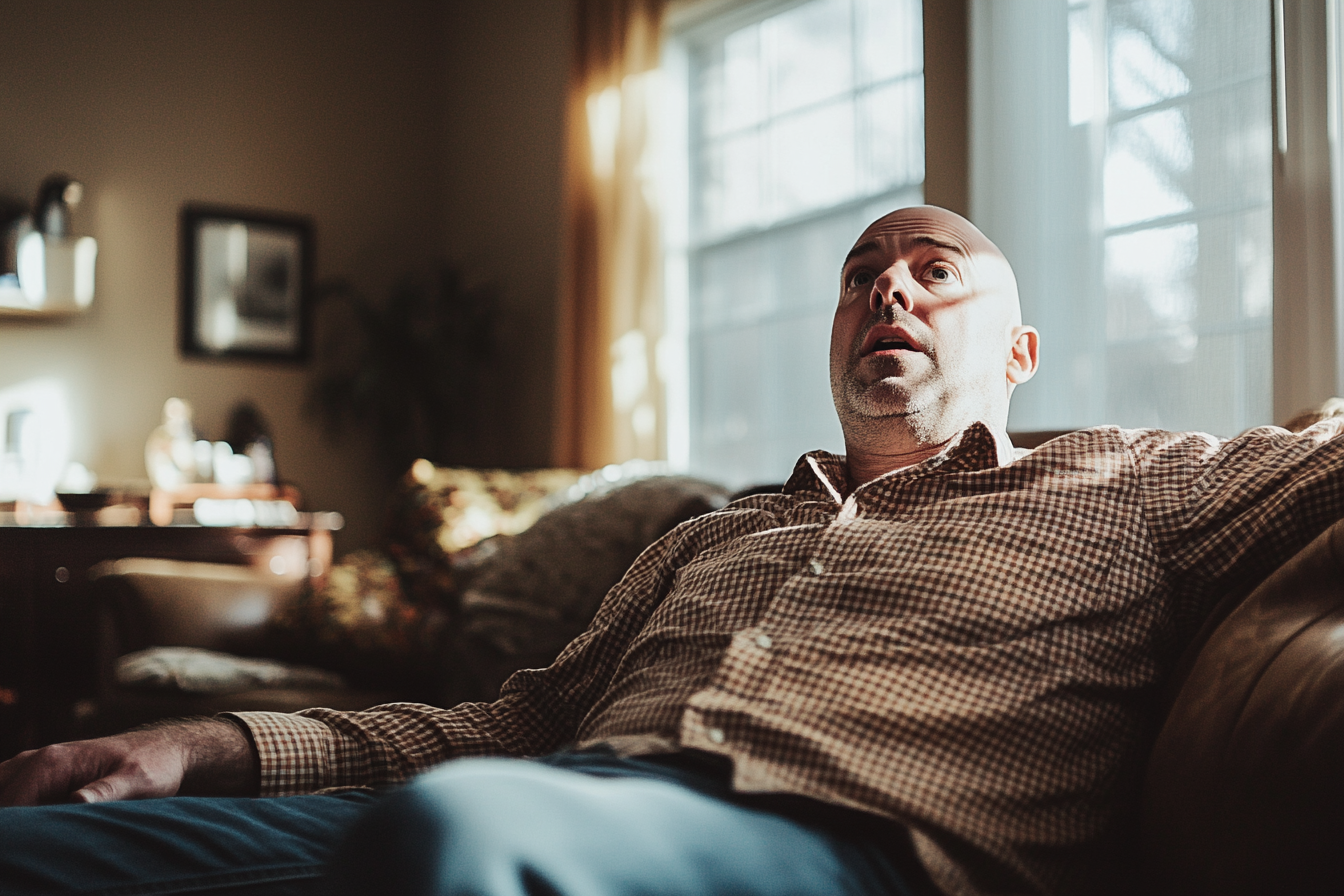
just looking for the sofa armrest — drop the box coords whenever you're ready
[90,558,308,658]
[1140,517,1344,895]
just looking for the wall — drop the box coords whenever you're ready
[0,0,572,551]
[437,0,572,468]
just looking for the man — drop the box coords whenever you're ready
[1,206,1342,896]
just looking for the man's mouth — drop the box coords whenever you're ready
[860,327,923,357]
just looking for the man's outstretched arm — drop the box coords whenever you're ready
[0,716,258,807]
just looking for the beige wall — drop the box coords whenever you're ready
[438,0,571,468]
[0,0,572,551]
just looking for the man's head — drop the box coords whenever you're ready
[830,205,1038,460]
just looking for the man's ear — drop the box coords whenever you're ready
[1006,326,1039,385]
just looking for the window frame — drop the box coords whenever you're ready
[1275,0,1342,421]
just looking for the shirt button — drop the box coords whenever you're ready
[754,633,773,650]
[809,558,825,575]
[707,727,726,744]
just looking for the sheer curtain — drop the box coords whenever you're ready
[553,0,669,469]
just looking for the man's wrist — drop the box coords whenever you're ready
[137,716,259,796]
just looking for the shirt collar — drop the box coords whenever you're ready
[782,421,1013,502]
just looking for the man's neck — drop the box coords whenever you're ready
[840,417,1015,489]
[843,440,951,488]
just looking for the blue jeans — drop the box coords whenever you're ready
[0,751,931,896]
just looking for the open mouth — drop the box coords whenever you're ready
[861,327,923,357]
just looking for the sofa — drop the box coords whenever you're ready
[87,462,732,733]
[84,458,1344,894]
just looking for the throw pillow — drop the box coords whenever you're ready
[116,647,346,695]
[438,475,731,705]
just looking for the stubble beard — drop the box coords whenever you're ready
[835,355,947,446]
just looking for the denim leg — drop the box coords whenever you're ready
[0,791,375,896]
[324,757,924,896]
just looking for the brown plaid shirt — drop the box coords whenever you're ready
[235,420,1344,896]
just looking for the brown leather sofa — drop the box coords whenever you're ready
[1141,516,1344,894]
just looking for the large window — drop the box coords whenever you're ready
[661,0,1342,480]
[664,0,925,487]
[973,0,1275,437]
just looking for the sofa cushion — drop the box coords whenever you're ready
[269,467,727,696]
[115,646,346,695]
[383,463,586,604]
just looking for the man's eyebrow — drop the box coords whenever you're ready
[841,235,970,272]
[910,235,969,256]
[842,241,879,269]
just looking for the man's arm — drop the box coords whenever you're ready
[233,515,709,795]
[0,716,257,807]
[1127,418,1344,618]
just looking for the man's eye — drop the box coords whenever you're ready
[927,266,956,283]
[848,270,875,288]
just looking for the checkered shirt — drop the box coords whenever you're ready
[234,419,1344,896]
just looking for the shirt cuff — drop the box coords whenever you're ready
[225,711,345,796]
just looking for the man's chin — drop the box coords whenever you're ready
[844,379,918,415]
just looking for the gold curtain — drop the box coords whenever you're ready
[553,0,668,469]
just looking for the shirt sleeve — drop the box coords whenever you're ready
[227,516,713,796]
[1124,418,1344,628]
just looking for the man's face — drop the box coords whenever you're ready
[829,206,1029,444]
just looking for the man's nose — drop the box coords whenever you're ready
[870,267,914,315]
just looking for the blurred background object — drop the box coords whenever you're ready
[1,173,97,314]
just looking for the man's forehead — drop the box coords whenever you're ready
[848,206,1001,261]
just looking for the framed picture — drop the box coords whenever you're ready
[179,204,313,361]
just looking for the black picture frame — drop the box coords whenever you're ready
[179,204,313,361]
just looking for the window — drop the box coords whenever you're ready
[972,0,1275,437]
[661,0,1342,478]
[663,0,925,487]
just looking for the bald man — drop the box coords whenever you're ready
[2,207,1343,896]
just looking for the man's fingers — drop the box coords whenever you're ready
[69,756,164,803]
[0,746,87,806]
[0,739,161,806]
[71,776,124,804]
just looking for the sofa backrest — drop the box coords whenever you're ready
[1141,517,1344,894]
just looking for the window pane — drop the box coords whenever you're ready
[699,26,765,138]
[856,0,922,83]
[767,99,857,219]
[1103,108,1194,229]
[762,0,853,116]
[1108,10,1192,112]
[698,131,762,236]
[859,78,925,193]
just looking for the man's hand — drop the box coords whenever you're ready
[0,717,258,807]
